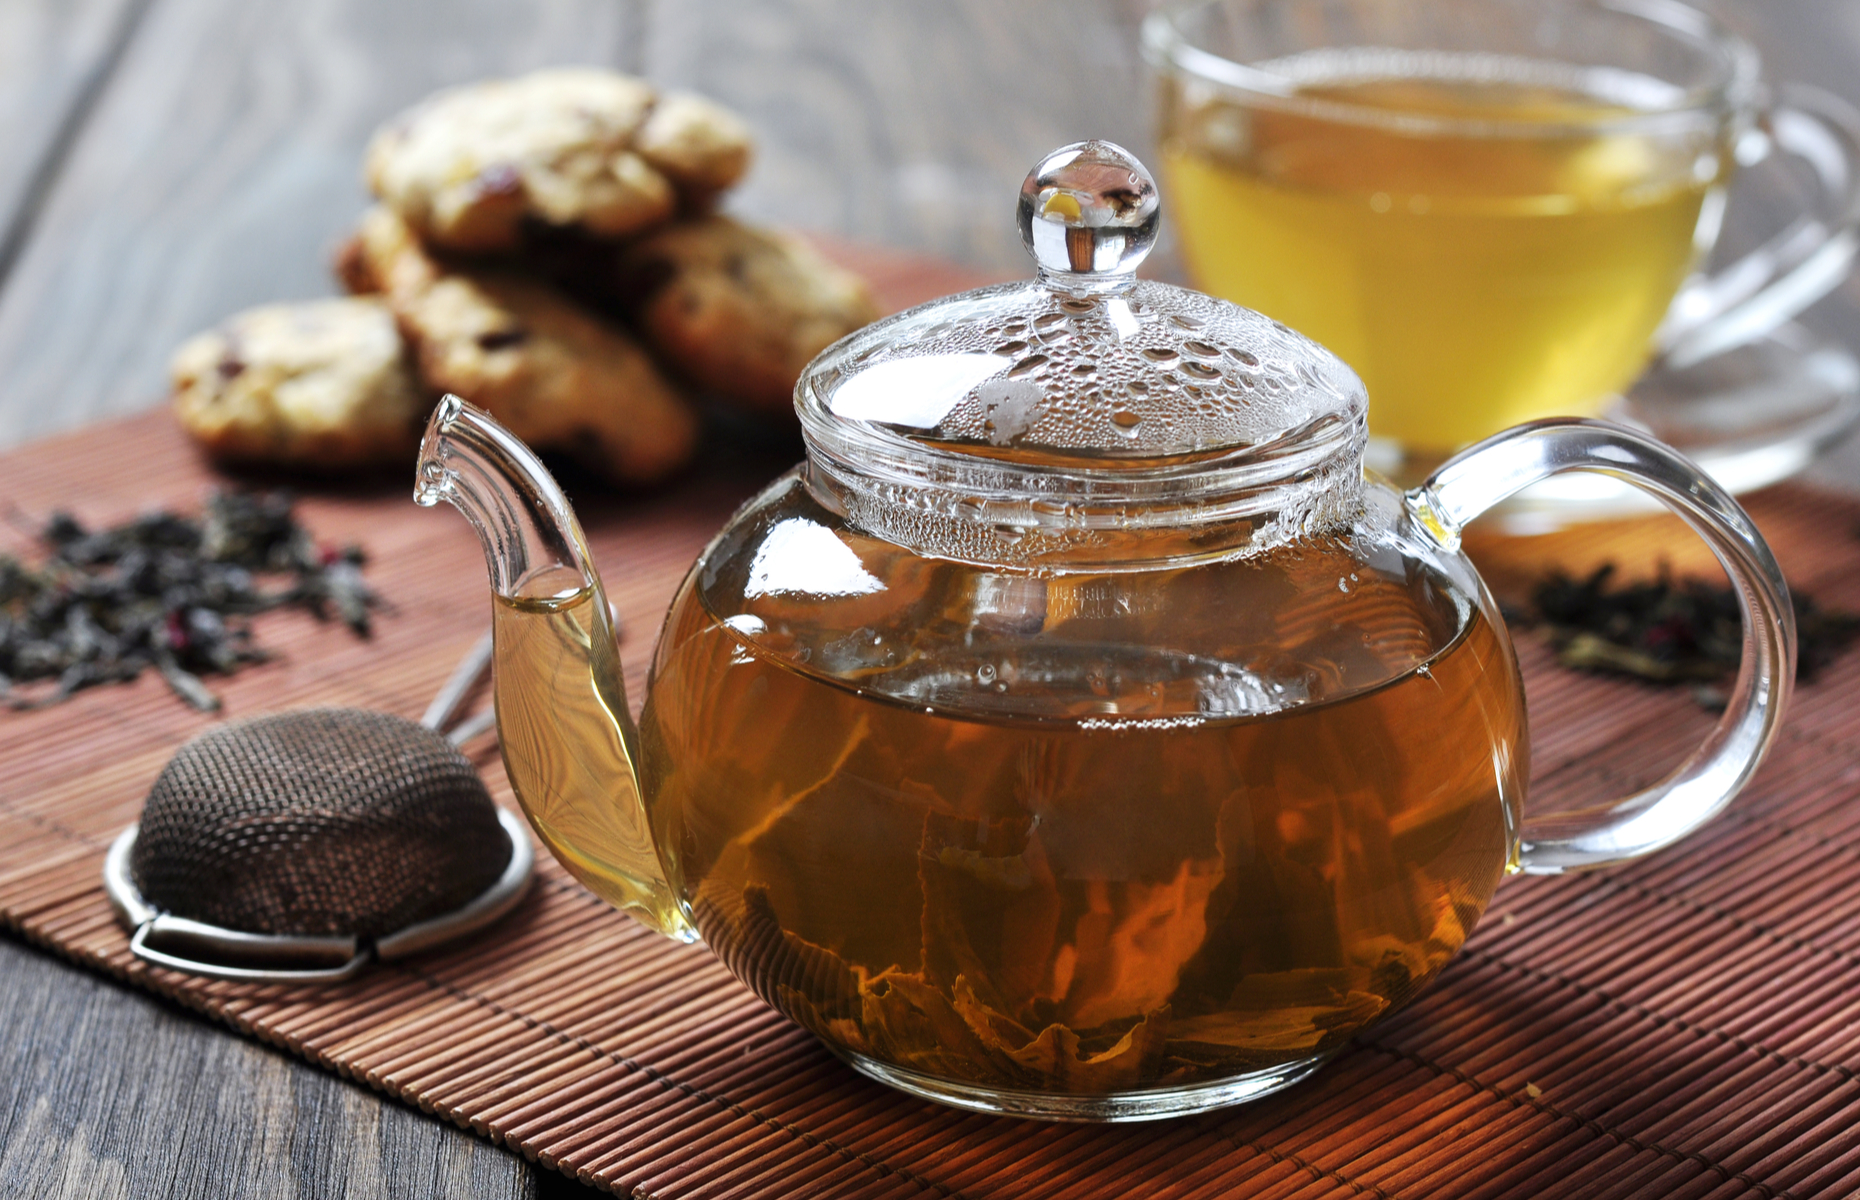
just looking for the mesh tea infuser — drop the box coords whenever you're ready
[103,633,533,982]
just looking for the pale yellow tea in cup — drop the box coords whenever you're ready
[1160,54,1721,453]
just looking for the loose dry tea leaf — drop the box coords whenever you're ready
[0,490,381,712]
[1522,564,1860,695]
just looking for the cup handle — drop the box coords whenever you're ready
[1658,84,1860,369]
[1407,418,1796,873]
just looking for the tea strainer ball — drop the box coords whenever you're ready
[104,701,532,982]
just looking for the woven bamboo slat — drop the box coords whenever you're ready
[3,249,1859,1197]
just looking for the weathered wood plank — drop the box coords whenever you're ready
[4,0,1860,490]
[0,6,1857,1190]
[0,0,648,451]
[0,0,1154,452]
[0,3,646,1189]
[0,244,956,1200]
[644,0,1152,274]
[0,934,570,1199]
[0,0,144,266]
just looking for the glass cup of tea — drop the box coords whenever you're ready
[1144,0,1860,468]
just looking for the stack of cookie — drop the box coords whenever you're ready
[172,68,879,483]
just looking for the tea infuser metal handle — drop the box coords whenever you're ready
[1406,418,1796,874]
[128,921,372,984]
[422,630,495,732]
[1659,84,1860,369]
[104,826,370,982]
[104,810,534,982]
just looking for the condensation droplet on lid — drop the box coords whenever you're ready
[1033,312,1067,332]
[1182,341,1221,360]
[1071,363,1097,377]
[1141,347,1179,365]
[1111,409,1142,436]
[996,339,1029,356]
[1182,361,1220,380]
[1229,349,1260,367]
[1007,354,1049,378]
[976,663,997,685]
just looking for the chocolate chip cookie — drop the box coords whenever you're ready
[340,207,699,484]
[616,216,879,414]
[365,68,752,253]
[171,297,424,468]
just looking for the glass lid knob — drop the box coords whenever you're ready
[1017,140,1160,292]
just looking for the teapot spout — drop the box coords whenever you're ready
[415,395,695,941]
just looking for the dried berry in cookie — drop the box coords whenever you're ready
[615,216,878,415]
[171,297,423,468]
[365,68,751,253]
[339,207,699,484]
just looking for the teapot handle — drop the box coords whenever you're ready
[1406,418,1796,874]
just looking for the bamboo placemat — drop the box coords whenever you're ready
[6,257,1860,1198]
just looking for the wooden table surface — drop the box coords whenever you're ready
[4,1,1860,1196]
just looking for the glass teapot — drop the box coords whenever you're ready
[415,142,1794,1122]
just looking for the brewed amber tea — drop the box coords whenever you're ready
[616,515,1527,1097]
[1161,54,1720,452]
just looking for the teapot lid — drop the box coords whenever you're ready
[796,141,1369,570]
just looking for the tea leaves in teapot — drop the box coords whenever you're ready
[0,490,381,712]
[646,592,1523,1096]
